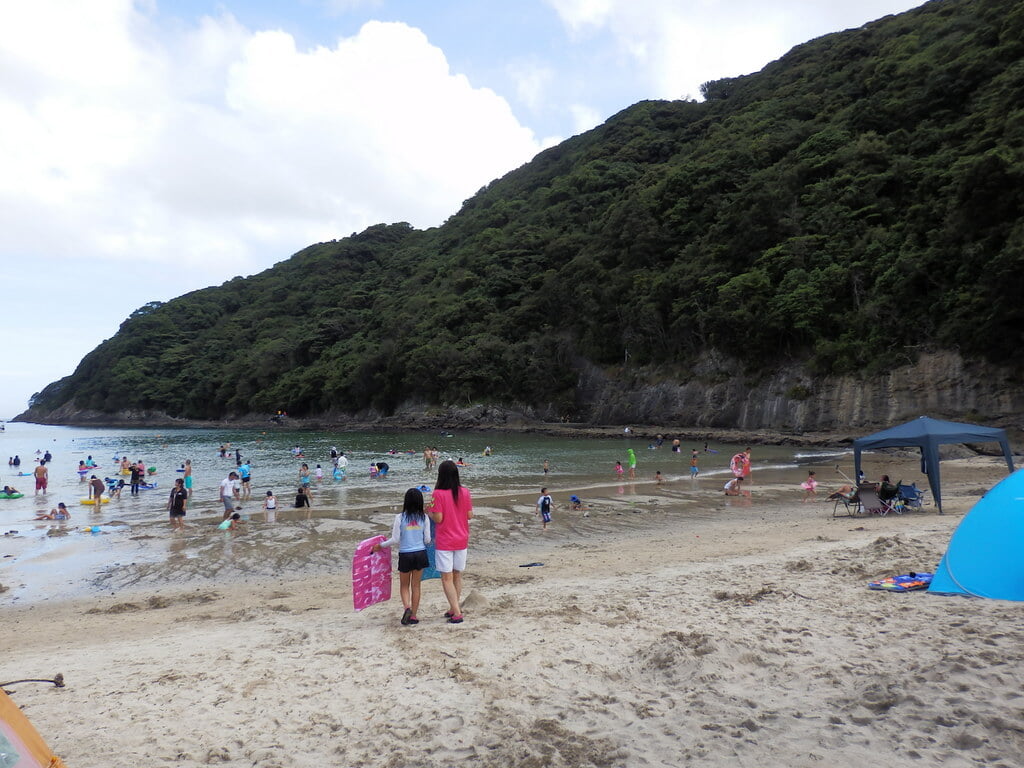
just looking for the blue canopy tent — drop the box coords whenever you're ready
[853,416,1014,514]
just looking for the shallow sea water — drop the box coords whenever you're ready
[0,421,852,603]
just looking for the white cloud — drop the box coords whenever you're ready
[546,0,615,34]
[545,0,925,101]
[569,103,603,134]
[509,59,555,113]
[320,0,384,15]
[0,4,544,275]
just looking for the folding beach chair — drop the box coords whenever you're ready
[857,483,900,516]
[898,482,926,510]
[830,490,860,517]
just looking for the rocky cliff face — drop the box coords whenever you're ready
[16,352,1021,437]
[574,352,1023,433]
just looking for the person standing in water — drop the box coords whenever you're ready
[168,478,188,529]
[183,459,193,498]
[428,460,473,624]
[262,490,278,522]
[626,448,637,480]
[238,460,252,499]
[89,475,105,504]
[33,460,48,495]
[220,471,240,518]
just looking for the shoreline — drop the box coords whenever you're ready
[9,411,1016,452]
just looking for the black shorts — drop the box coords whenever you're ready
[397,550,430,573]
[169,511,186,517]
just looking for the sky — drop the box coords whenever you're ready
[0,0,925,418]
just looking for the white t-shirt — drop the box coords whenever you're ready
[220,477,237,498]
[337,456,349,468]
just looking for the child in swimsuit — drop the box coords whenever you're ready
[801,471,818,502]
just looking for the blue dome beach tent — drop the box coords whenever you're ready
[929,469,1024,600]
[853,416,1014,515]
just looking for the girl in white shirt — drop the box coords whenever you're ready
[372,488,432,626]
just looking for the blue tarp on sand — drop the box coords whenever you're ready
[930,468,1024,601]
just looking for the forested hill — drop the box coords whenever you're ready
[21,0,1024,423]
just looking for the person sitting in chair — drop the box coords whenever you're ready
[878,475,899,501]
[827,484,856,501]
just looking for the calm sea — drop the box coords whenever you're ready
[0,421,850,526]
[0,421,856,603]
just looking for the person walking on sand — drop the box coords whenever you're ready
[33,460,48,495]
[536,487,554,530]
[428,460,473,624]
[372,487,432,626]
[168,477,188,529]
[801,471,818,502]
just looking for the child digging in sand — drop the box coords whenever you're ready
[372,487,431,626]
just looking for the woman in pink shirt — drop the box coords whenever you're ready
[428,460,473,624]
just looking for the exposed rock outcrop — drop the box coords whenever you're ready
[574,351,1023,433]
[15,352,1022,442]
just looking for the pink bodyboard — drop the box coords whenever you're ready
[352,535,392,611]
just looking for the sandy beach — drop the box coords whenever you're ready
[3,453,1023,767]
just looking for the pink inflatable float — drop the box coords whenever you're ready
[352,535,392,611]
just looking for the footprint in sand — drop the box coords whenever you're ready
[440,715,464,732]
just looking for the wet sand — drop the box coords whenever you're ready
[2,455,1023,767]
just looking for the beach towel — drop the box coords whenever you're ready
[352,535,392,611]
[867,572,934,592]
